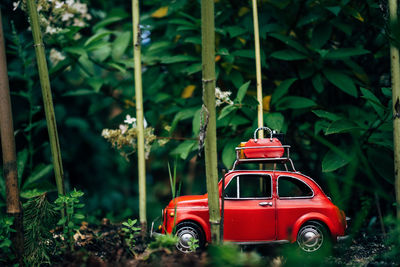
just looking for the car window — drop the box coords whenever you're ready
[224,177,237,198]
[239,175,271,198]
[278,176,313,198]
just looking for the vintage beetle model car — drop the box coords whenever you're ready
[153,128,348,253]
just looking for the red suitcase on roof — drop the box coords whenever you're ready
[243,127,284,159]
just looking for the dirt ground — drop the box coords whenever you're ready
[45,220,398,267]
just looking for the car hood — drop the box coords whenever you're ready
[167,194,208,209]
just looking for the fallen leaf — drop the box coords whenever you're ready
[181,85,196,98]
[151,7,168,18]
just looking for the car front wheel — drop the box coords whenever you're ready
[296,221,331,253]
[176,221,205,253]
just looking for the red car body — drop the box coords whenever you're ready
[160,170,347,250]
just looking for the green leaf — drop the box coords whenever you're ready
[183,37,201,45]
[84,31,113,47]
[324,48,369,60]
[270,50,308,61]
[22,164,53,190]
[90,43,111,62]
[192,108,201,135]
[171,107,199,132]
[314,120,331,135]
[169,18,195,26]
[218,105,237,120]
[360,87,385,116]
[20,188,53,199]
[322,150,351,172]
[226,26,247,38]
[381,87,391,97]
[323,69,358,97]
[112,31,131,60]
[93,16,128,32]
[62,89,98,97]
[74,214,85,220]
[222,141,238,169]
[78,56,95,76]
[107,62,126,73]
[64,47,87,57]
[311,23,332,49]
[235,81,250,104]
[269,33,308,54]
[17,149,28,188]
[170,140,197,160]
[181,63,202,75]
[160,55,198,64]
[311,73,324,93]
[367,148,394,184]
[57,217,67,226]
[271,78,297,105]
[325,120,360,135]
[312,110,341,121]
[276,96,317,110]
[264,113,284,132]
[232,50,255,59]
[325,6,341,16]
[147,41,172,52]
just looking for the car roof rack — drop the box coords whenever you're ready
[231,145,296,172]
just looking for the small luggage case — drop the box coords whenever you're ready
[243,127,284,159]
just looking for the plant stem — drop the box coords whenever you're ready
[26,0,65,200]
[389,0,400,219]
[252,0,264,138]
[132,0,147,234]
[0,9,24,262]
[201,0,221,244]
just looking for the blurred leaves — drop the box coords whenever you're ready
[1,0,393,226]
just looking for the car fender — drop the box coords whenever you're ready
[291,212,335,242]
[176,213,210,242]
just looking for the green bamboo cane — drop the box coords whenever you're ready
[201,0,221,244]
[252,0,264,138]
[132,0,147,233]
[389,0,400,219]
[0,9,24,261]
[26,0,65,198]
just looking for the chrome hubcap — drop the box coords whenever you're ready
[176,226,198,253]
[297,225,323,252]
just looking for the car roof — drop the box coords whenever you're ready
[225,170,324,192]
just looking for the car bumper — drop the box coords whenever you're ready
[336,217,351,242]
[337,235,350,242]
[150,220,163,238]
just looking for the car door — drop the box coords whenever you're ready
[223,173,276,242]
[275,175,317,241]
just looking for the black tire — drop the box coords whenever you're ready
[175,221,205,253]
[296,221,332,254]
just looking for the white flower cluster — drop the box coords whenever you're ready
[215,87,234,106]
[102,115,161,161]
[49,48,66,65]
[14,0,91,37]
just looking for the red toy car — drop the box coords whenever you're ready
[152,127,348,253]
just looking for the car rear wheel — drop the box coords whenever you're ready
[296,221,331,253]
[176,221,205,253]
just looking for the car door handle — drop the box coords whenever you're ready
[259,201,273,207]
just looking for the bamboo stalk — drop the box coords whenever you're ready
[26,0,65,198]
[389,0,400,220]
[201,0,221,244]
[132,0,147,233]
[252,0,264,138]
[0,9,24,261]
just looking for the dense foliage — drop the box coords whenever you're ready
[0,0,395,254]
